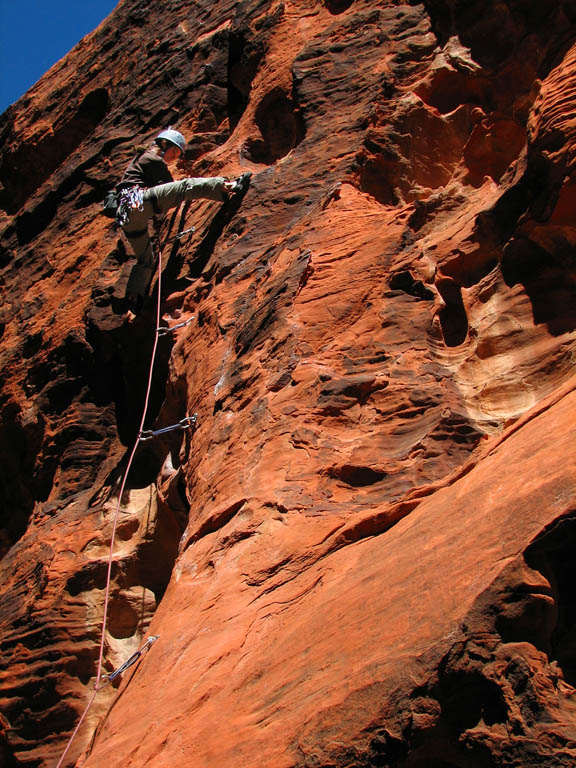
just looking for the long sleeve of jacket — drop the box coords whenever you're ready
[118,150,174,190]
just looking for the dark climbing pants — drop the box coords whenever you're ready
[122,176,227,299]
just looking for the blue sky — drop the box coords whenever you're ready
[0,0,119,115]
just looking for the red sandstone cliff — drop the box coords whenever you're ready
[1,1,576,766]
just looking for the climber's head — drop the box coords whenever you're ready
[155,128,186,162]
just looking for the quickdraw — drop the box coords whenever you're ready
[156,317,195,337]
[100,636,159,686]
[174,226,195,240]
[139,414,197,441]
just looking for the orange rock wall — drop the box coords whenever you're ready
[1,1,576,767]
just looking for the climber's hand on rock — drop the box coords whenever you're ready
[223,173,252,200]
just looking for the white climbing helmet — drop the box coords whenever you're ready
[155,128,186,153]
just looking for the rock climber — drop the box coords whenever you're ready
[116,127,250,310]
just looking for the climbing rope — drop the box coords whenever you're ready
[56,242,171,767]
[94,255,165,689]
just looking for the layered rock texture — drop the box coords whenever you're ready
[1,0,576,766]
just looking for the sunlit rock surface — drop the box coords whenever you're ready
[1,1,575,766]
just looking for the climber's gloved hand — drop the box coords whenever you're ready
[223,172,252,200]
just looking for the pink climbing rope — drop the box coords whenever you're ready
[56,251,163,768]
[54,690,97,768]
[95,253,163,687]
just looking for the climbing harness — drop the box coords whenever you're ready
[100,636,159,685]
[116,185,144,226]
[156,317,194,336]
[139,414,197,441]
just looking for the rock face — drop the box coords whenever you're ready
[1,1,576,766]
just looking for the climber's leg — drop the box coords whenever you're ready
[145,177,229,212]
[122,205,156,307]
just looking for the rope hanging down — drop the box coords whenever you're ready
[56,243,169,767]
